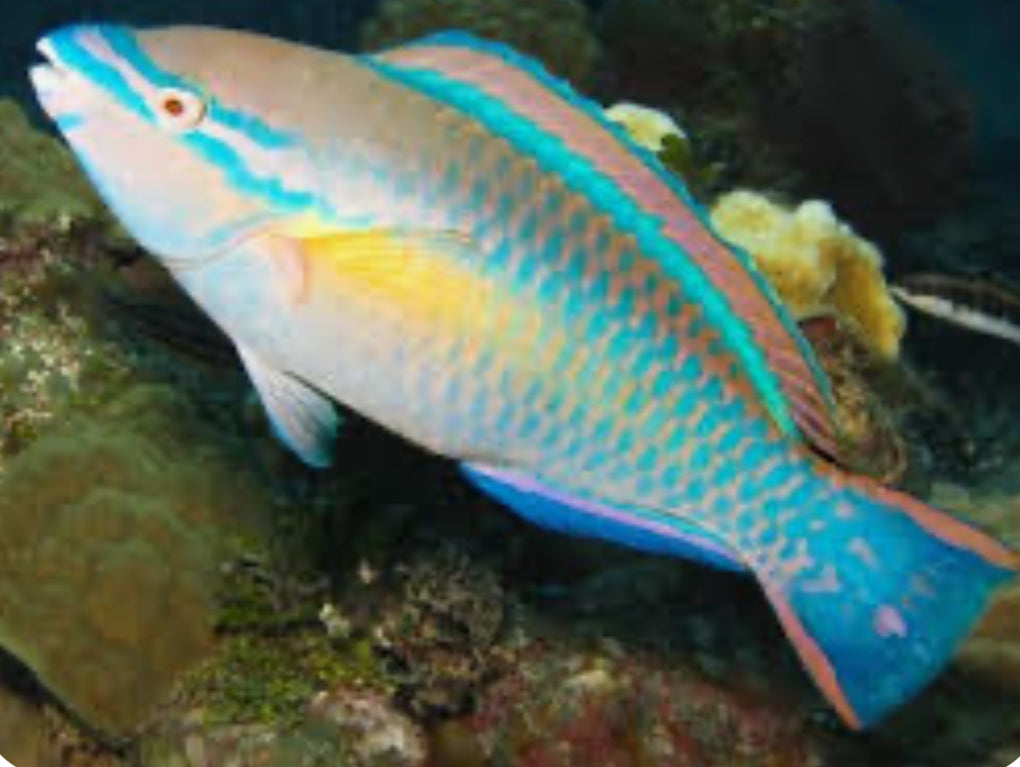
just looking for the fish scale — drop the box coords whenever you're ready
[34,23,1016,731]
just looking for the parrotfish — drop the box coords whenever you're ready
[30,24,1015,728]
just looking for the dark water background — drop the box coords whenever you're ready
[0,0,1016,182]
[893,0,1020,196]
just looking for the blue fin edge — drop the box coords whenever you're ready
[462,463,747,572]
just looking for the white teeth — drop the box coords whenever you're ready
[30,37,68,99]
[36,38,58,64]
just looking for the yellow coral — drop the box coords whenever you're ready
[710,190,905,359]
[604,102,687,153]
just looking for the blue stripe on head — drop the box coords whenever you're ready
[55,113,85,131]
[101,25,179,89]
[101,26,299,150]
[47,24,320,215]
[185,134,317,212]
[45,25,151,120]
[104,29,317,211]
[210,104,300,150]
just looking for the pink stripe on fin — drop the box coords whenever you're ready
[461,462,747,572]
[377,38,838,455]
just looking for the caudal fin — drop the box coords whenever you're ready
[756,471,1016,729]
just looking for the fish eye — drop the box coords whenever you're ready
[154,87,206,133]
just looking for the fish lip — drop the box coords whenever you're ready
[29,37,75,110]
[36,37,62,67]
[31,37,67,80]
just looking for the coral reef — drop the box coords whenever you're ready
[710,190,906,359]
[596,0,819,195]
[891,282,1020,482]
[141,684,427,767]
[304,685,427,766]
[373,544,507,719]
[0,385,273,736]
[2,33,1019,767]
[431,641,822,767]
[798,318,907,484]
[359,0,600,87]
[172,541,390,732]
[0,671,124,767]
[0,229,133,470]
[0,101,140,473]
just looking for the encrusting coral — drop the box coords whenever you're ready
[0,384,275,736]
[604,102,687,154]
[710,190,906,359]
[604,101,722,199]
[359,0,601,87]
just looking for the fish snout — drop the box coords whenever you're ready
[29,33,88,127]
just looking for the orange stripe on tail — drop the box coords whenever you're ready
[764,584,862,729]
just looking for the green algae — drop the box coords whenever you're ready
[0,99,109,232]
[656,133,724,202]
[179,632,387,731]
[173,533,391,731]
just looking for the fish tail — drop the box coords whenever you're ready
[752,468,1016,729]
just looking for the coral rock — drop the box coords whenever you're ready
[0,385,268,736]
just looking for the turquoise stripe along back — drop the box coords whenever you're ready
[409,32,829,409]
[365,52,807,442]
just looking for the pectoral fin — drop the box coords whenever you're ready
[283,226,508,338]
[237,344,341,468]
[299,228,488,310]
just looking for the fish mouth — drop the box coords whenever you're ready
[29,38,80,121]
[30,38,66,90]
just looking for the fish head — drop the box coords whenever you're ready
[30,24,325,266]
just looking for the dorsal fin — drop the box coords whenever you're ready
[370,32,839,455]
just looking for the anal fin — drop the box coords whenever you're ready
[462,463,746,572]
